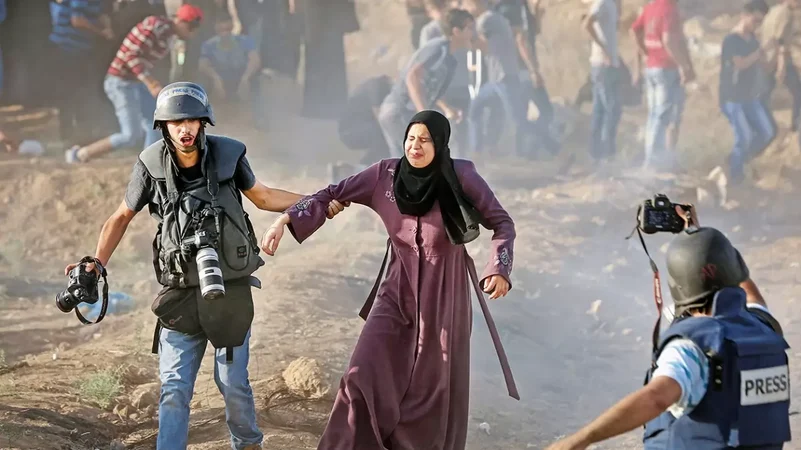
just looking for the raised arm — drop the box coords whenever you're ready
[458,161,516,292]
[261,160,385,255]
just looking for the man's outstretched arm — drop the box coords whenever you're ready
[243,181,347,218]
[242,180,304,213]
[545,377,682,449]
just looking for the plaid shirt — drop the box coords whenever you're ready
[107,15,174,81]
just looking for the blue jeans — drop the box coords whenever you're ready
[469,76,559,157]
[104,75,161,150]
[157,328,263,450]
[509,77,559,156]
[721,100,776,182]
[525,82,555,130]
[590,65,622,160]
[644,67,685,166]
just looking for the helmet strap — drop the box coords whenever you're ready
[159,123,174,150]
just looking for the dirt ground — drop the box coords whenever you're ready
[3,0,801,449]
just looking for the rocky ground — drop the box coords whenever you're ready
[2,0,801,449]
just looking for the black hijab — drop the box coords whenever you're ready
[392,110,483,245]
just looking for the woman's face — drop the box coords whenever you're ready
[404,123,436,168]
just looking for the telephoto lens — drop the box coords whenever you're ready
[55,289,79,313]
[196,247,225,300]
[55,266,89,312]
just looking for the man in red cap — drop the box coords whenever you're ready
[65,4,205,164]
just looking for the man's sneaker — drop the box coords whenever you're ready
[65,145,81,164]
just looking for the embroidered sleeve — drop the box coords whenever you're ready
[286,161,383,244]
[457,161,516,288]
[652,338,710,418]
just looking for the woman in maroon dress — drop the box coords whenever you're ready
[261,110,518,450]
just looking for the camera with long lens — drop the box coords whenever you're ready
[638,194,692,234]
[180,208,225,301]
[56,261,100,313]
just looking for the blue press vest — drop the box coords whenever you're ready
[643,287,791,449]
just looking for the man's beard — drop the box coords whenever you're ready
[174,143,198,154]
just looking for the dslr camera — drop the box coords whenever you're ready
[638,194,692,234]
[56,258,102,313]
[179,207,226,301]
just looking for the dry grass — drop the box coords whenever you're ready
[76,367,124,409]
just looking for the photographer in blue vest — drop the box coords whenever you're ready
[546,207,790,450]
[61,82,345,450]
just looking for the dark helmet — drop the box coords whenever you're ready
[152,82,215,128]
[666,227,750,316]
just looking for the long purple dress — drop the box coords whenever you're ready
[285,158,518,450]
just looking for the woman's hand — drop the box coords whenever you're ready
[261,214,290,256]
[327,199,349,219]
[483,275,510,300]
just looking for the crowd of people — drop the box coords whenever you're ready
[0,0,797,184]
[336,0,801,185]
[0,0,358,160]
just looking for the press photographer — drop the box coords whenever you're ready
[62,82,346,450]
[545,198,790,450]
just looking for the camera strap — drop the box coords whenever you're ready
[626,212,664,366]
[204,144,220,205]
[203,142,224,242]
[74,256,110,325]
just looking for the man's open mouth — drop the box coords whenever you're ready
[179,136,195,145]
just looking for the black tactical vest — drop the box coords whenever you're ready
[139,134,264,288]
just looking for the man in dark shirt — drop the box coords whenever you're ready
[720,0,775,184]
[65,83,346,449]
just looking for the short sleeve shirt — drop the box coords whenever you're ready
[631,0,681,69]
[419,19,444,47]
[385,37,457,110]
[124,153,257,213]
[419,20,471,90]
[719,32,762,105]
[495,0,541,73]
[588,0,619,67]
[476,10,520,82]
[652,338,710,418]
